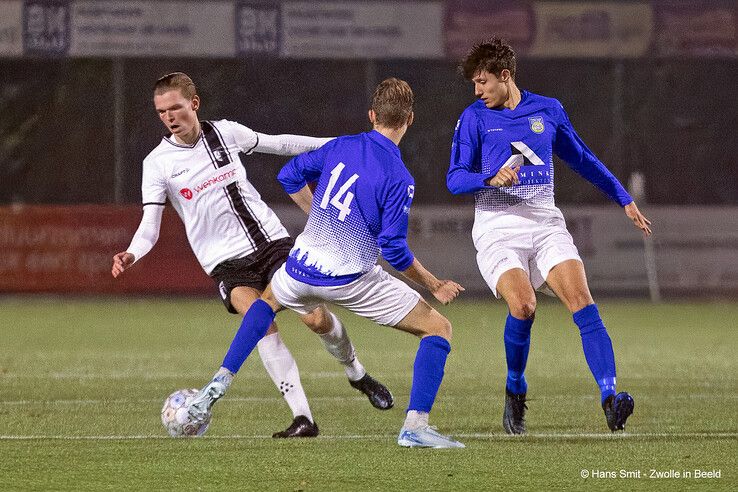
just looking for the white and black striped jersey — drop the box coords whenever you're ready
[137,119,329,274]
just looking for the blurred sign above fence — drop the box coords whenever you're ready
[653,1,737,57]
[70,1,235,57]
[0,1,22,56]
[529,2,652,57]
[2,0,735,59]
[280,1,444,59]
[444,0,535,59]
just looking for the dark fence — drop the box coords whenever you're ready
[1,57,736,205]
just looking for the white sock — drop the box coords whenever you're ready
[320,313,366,381]
[257,332,314,423]
[403,410,429,430]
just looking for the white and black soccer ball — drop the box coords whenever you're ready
[161,388,211,437]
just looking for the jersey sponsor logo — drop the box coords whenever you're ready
[509,142,551,185]
[193,170,237,194]
[180,188,193,200]
[171,168,190,178]
[528,116,545,134]
[511,142,546,166]
[486,128,504,132]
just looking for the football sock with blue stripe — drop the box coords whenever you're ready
[221,299,276,374]
[573,304,617,404]
[407,335,451,413]
[504,313,533,395]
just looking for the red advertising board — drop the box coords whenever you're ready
[0,205,213,294]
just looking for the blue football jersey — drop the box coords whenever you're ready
[447,90,632,211]
[278,130,415,286]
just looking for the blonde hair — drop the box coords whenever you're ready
[371,78,414,129]
[153,72,197,99]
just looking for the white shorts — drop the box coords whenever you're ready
[473,205,582,298]
[271,264,422,327]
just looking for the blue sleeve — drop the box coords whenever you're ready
[553,104,633,207]
[377,176,415,271]
[447,109,495,194]
[277,144,330,194]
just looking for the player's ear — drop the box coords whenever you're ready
[499,69,511,83]
[191,95,200,111]
[406,111,414,128]
[368,109,376,125]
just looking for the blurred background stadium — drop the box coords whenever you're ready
[1,0,736,298]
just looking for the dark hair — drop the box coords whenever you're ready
[153,72,197,99]
[460,38,516,80]
[371,77,414,129]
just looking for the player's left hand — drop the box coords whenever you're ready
[432,280,465,305]
[624,202,652,236]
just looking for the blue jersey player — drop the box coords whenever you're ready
[189,78,465,448]
[448,39,652,434]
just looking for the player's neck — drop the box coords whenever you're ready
[373,125,406,146]
[503,84,522,110]
[173,121,201,145]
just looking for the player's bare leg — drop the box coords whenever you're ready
[302,305,394,410]
[546,259,634,431]
[495,268,536,435]
[393,300,464,448]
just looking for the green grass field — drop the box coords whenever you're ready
[0,298,735,490]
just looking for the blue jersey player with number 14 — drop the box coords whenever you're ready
[188,78,466,448]
[448,38,652,434]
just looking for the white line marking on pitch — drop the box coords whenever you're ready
[0,432,735,441]
[2,394,734,406]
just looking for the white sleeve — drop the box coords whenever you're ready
[227,120,332,156]
[141,156,167,205]
[126,204,163,263]
[253,132,333,156]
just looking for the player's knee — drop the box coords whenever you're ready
[510,298,536,320]
[425,315,453,341]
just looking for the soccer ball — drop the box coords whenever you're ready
[160,388,211,437]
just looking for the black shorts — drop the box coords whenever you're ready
[210,237,294,314]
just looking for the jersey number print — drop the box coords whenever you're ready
[320,162,360,221]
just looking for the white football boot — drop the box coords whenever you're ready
[188,379,227,424]
[397,425,465,449]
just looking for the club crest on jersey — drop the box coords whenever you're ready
[528,116,545,134]
[180,188,193,200]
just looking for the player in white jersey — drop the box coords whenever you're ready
[448,40,652,434]
[111,72,393,438]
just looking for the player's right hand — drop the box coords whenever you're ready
[432,280,465,305]
[486,163,521,187]
[111,252,135,278]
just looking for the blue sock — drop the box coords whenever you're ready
[573,304,617,404]
[504,313,533,395]
[407,336,451,413]
[221,299,276,374]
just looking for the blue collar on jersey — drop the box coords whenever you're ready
[367,130,402,158]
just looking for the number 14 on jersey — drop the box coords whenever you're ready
[320,162,359,221]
